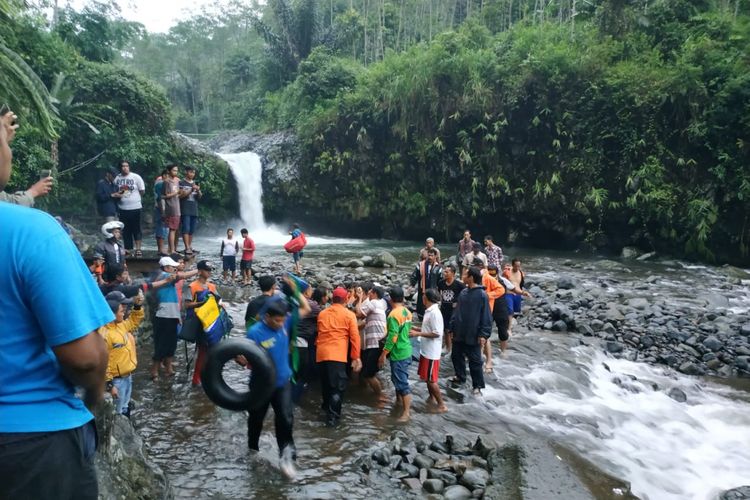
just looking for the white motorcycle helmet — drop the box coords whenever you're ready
[101,220,124,239]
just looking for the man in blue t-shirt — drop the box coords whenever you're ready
[242,276,310,480]
[0,105,114,500]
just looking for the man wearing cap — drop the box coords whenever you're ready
[462,242,488,270]
[99,291,145,416]
[95,168,122,223]
[184,260,218,387]
[150,256,198,380]
[316,286,362,426]
[1,106,113,500]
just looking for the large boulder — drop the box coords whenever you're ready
[373,251,397,268]
[621,246,642,259]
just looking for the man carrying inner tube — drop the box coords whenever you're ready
[237,275,311,480]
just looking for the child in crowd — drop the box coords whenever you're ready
[220,228,240,281]
[412,288,447,412]
[100,290,145,417]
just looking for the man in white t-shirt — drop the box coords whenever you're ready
[113,161,146,256]
[411,288,447,412]
[220,228,240,281]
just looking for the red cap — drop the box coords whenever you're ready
[332,287,348,302]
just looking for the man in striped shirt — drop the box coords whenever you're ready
[356,285,388,398]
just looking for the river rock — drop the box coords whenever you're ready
[740,324,750,337]
[551,320,568,332]
[443,485,473,500]
[373,251,397,268]
[667,388,687,403]
[720,486,750,499]
[557,276,577,289]
[678,361,703,376]
[372,448,392,466]
[423,479,445,494]
[361,255,374,265]
[702,336,723,352]
[401,478,422,491]
[428,468,457,485]
[459,468,489,490]
[621,246,642,259]
[606,341,624,354]
[400,463,419,478]
[413,454,435,469]
[604,307,624,322]
[637,251,657,261]
[627,298,649,310]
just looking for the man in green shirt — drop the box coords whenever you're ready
[378,286,413,422]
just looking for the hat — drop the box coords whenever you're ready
[197,260,214,271]
[105,290,133,314]
[159,256,180,268]
[472,242,482,251]
[107,167,119,176]
[332,287,348,302]
[93,252,105,260]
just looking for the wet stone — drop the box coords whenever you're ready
[423,479,445,494]
[443,485,473,500]
[472,489,485,498]
[428,468,458,485]
[400,463,419,478]
[460,468,489,490]
[401,478,422,491]
[390,455,403,470]
[667,388,687,403]
[413,454,435,470]
[429,441,448,454]
[372,448,391,466]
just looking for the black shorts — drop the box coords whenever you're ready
[361,347,383,378]
[493,298,510,342]
[153,316,179,360]
[240,259,253,272]
[0,421,98,499]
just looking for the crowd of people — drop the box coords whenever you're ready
[1,106,531,494]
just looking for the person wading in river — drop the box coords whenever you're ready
[504,258,532,336]
[245,275,278,328]
[355,285,388,399]
[316,287,362,426]
[184,260,218,387]
[1,107,113,499]
[450,266,492,395]
[240,279,310,479]
[438,263,465,356]
[378,286,414,422]
[473,258,505,372]
[411,288,447,412]
[411,248,443,320]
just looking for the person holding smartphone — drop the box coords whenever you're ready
[0,107,54,207]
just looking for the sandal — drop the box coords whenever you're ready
[135,250,143,257]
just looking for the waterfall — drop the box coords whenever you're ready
[219,151,267,232]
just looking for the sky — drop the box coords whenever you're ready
[65,0,216,33]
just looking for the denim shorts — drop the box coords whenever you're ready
[390,357,411,395]
[153,208,168,239]
[181,215,198,235]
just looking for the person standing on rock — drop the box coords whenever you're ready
[240,228,255,285]
[114,160,146,257]
[378,286,414,422]
[419,237,441,262]
[438,264,465,355]
[411,248,443,320]
[220,228,240,281]
[355,285,389,398]
[161,164,183,256]
[179,166,201,255]
[457,230,476,274]
[316,287,362,426]
[95,167,121,222]
[450,266,492,395]
[101,290,144,417]
[411,288,447,412]
[289,223,305,274]
[1,107,113,499]
[483,235,503,269]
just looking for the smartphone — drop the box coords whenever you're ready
[0,104,8,116]
[39,169,51,180]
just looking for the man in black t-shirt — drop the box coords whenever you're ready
[437,264,465,355]
[245,275,278,328]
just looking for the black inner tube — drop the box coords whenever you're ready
[201,338,276,412]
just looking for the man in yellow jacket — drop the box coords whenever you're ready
[100,290,145,416]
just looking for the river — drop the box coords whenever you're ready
[130,235,750,500]
[127,151,750,499]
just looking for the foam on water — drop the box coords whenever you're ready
[484,345,750,500]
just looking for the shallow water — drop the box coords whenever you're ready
[132,236,750,499]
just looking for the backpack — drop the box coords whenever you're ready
[192,289,233,346]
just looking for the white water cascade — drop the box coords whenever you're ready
[483,337,750,500]
[218,151,360,246]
